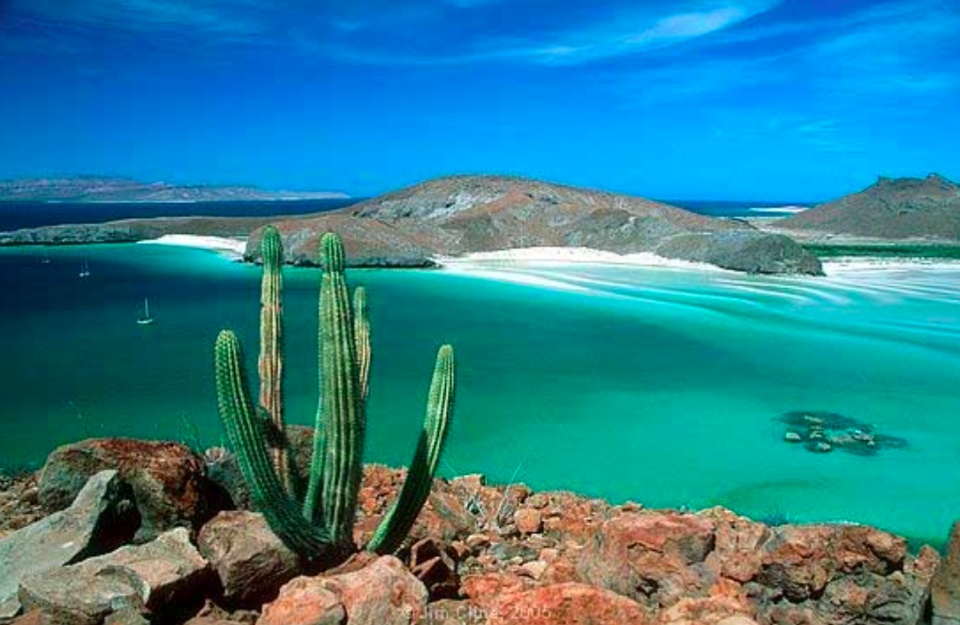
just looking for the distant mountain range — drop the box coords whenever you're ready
[779,174,960,241]
[0,176,348,203]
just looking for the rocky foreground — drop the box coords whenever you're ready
[1,431,958,625]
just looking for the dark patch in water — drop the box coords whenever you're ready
[776,410,908,456]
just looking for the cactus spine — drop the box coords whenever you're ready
[214,229,456,561]
[257,225,291,494]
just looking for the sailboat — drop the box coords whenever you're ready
[137,298,155,326]
[78,260,90,278]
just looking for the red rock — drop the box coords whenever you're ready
[197,511,301,607]
[38,438,223,541]
[657,579,753,624]
[10,610,53,625]
[487,582,653,625]
[514,509,543,535]
[756,525,906,602]
[461,572,534,610]
[257,577,343,625]
[702,508,770,584]
[260,555,426,625]
[577,510,717,608]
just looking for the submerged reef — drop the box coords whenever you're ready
[777,410,908,455]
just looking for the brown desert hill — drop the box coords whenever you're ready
[249,175,823,275]
[779,173,960,241]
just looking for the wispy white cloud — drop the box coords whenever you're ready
[463,1,782,65]
[5,0,783,66]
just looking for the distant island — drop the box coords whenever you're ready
[0,176,348,203]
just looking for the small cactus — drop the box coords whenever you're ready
[214,230,456,562]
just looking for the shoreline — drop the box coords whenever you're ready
[437,247,729,272]
[137,234,247,260]
[437,246,960,278]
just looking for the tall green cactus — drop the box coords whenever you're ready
[257,225,291,494]
[214,229,456,561]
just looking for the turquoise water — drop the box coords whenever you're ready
[1,245,959,546]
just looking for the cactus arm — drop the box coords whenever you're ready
[214,330,335,562]
[368,345,456,554]
[353,287,371,403]
[304,233,366,548]
[257,225,292,494]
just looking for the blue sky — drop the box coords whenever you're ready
[0,0,958,200]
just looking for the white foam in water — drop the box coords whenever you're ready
[439,247,727,272]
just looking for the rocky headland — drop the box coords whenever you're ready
[1,430,957,625]
[0,177,347,203]
[769,174,960,249]
[0,175,823,275]
[246,175,823,275]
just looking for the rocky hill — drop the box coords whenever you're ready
[249,175,822,275]
[0,176,347,203]
[779,174,960,241]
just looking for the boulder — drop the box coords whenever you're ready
[19,527,212,625]
[514,508,543,535]
[933,521,960,625]
[577,510,717,608]
[486,582,653,625]
[0,470,135,620]
[39,438,225,541]
[197,511,301,607]
[259,555,427,625]
[755,525,906,602]
[256,578,344,625]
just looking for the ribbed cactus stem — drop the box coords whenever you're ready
[368,345,455,554]
[353,287,371,402]
[258,226,291,494]
[214,330,336,562]
[303,233,365,547]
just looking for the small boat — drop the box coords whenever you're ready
[137,298,155,326]
[41,256,51,265]
[78,260,91,278]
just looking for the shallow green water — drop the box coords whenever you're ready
[1,245,959,546]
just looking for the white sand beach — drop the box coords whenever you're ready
[437,246,726,272]
[138,234,247,260]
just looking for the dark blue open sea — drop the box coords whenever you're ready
[0,198,810,232]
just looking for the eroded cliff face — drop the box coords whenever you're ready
[247,175,823,275]
[781,173,960,241]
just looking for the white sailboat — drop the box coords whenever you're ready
[137,298,155,326]
[78,260,90,278]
